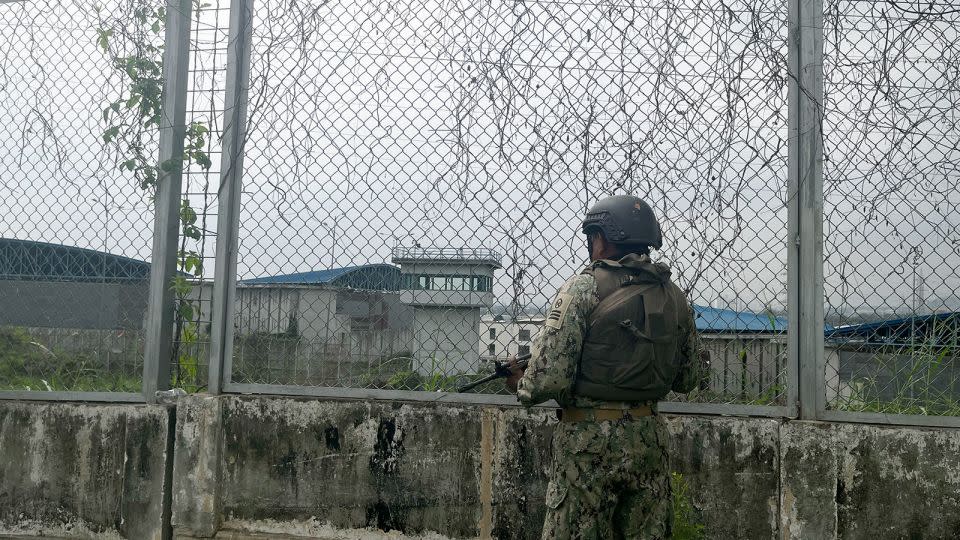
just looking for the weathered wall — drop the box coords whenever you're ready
[4,395,960,539]
[172,397,491,539]
[171,395,960,540]
[668,416,780,538]
[0,401,172,539]
[781,421,960,540]
[172,398,782,539]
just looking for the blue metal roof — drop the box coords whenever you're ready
[241,267,357,285]
[0,237,151,283]
[239,263,401,290]
[693,305,787,333]
[826,312,958,342]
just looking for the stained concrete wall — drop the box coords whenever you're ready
[3,395,960,539]
[171,395,960,540]
[781,422,960,540]
[169,399,781,539]
[0,401,172,539]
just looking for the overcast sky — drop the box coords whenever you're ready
[2,0,958,322]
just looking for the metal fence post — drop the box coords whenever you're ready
[143,0,193,403]
[787,0,825,420]
[208,0,254,394]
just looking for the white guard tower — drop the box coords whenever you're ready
[391,247,501,376]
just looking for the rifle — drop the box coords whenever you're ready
[457,352,532,393]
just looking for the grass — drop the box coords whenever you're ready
[672,471,705,540]
[2,373,142,393]
[834,374,960,417]
[831,315,960,416]
[0,327,142,392]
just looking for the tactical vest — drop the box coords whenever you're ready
[574,260,683,402]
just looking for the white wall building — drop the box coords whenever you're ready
[478,315,545,362]
[392,247,501,375]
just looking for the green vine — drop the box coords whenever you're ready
[96,0,210,390]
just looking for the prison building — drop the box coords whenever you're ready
[0,237,157,376]
[232,247,501,383]
[0,238,151,330]
[391,246,501,375]
[235,264,412,385]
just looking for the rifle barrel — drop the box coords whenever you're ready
[456,353,532,393]
[455,371,502,393]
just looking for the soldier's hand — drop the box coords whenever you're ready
[504,355,526,393]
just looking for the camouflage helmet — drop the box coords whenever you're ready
[581,195,663,249]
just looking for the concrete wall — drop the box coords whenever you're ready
[167,399,783,539]
[4,395,960,539]
[170,395,960,540]
[0,401,172,539]
[780,422,960,539]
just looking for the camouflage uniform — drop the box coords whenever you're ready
[517,254,699,540]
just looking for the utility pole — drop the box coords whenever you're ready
[322,214,340,267]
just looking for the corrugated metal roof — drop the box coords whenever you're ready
[238,263,400,289]
[0,237,151,283]
[693,305,787,333]
[240,266,357,285]
[826,312,958,341]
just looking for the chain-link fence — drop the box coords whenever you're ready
[3,0,958,421]
[823,1,960,416]
[0,0,158,393]
[218,0,791,405]
[0,0,229,396]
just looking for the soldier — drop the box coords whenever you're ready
[506,194,700,539]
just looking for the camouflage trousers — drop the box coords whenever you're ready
[541,414,672,540]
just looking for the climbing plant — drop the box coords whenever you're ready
[96,0,210,390]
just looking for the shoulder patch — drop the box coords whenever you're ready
[545,291,574,329]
